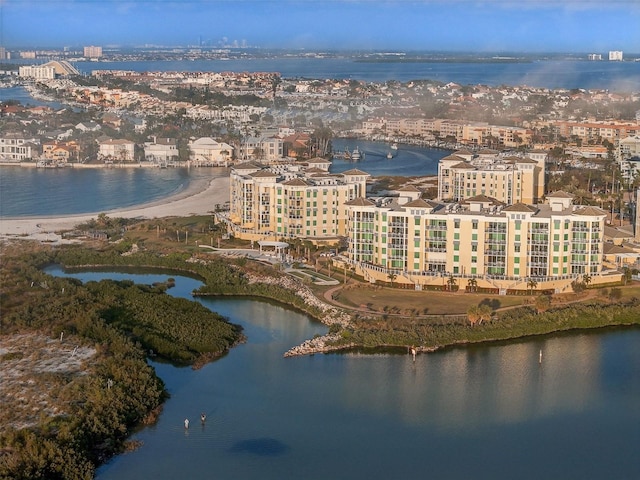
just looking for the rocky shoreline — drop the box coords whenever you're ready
[242,269,354,357]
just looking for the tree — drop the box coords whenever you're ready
[446,274,457,291]
[467,278,478,293]
[582,274,592,288]
[387,272,397,287]
[527,278,538,295]
[477,304,492,324]
[467,305,480,326]
[534,294,551,314]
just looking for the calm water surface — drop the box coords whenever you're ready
[330,138,447,176]
[70,58,640,91]
[0,144,443,217]
[0,167,221,217]
[45,267,640,480]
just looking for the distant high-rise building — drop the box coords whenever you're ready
[20,51,36,59]
[609,50,623,61]
[83,46,103,58]
[587,53,602,61]
[0,47,9,60]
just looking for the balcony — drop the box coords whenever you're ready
[426,224,447,231]
[485,261,506,267]
[485,238,507,245]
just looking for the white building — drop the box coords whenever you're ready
[0,133,36,161]
[237,136,284,163]
[609,51,623,61]
[188,137,234,166]
[84,46,103,58]
[18,65,56,80]
[144,137,179,164]
[617,135,640,162]
[98,139,136,162]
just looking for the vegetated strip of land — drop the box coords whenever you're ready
[328,301,640,353]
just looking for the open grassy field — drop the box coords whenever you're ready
[327,283,527,315]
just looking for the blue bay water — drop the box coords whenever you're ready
[71,58,640,91]
[330,138,447,176]
[0,145,444,217]
[45,267,640,480]
[0,167,212,217]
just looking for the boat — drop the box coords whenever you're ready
[350,147,361,161]
[386,152,393,159]
[390,142,398,150]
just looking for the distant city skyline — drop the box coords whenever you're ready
[2,0,639,53]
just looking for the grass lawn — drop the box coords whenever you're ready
[329,284,527,315]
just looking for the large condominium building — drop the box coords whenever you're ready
[84,46,103,58]
[345,192,607,292]
[554,120,639,143]
[18,65,56,80]
[361,117,532,148]
[437,150,546,204]
[227,159,369,241]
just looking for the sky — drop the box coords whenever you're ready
[1,0,639,53]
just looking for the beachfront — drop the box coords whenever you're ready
[0,175,230,242]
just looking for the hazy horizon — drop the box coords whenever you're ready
[2,0,639,54]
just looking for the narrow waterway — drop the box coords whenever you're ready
[45,267,640,480]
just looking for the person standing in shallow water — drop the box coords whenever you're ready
[184,418,189,429]
[201,413,206,423]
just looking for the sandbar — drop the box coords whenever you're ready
[0,174,230,243]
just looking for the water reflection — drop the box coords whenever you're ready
[45,267,640,480]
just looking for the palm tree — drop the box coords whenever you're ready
[467,305,480,326]
[467,278,478,293]
[527,278,538,295]
[446,274,457,292]
[387,272,397,287]
[477,304,492,324]
[582,274,592,288]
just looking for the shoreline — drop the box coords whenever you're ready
[0,172,230,241]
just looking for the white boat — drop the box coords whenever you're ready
[386,152,393,159]
[390,142,398,150]
[351,147,361,161]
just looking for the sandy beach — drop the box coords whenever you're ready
[0,174,230,243]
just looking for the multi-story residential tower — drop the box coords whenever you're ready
[437,151,545,204]
[83,46,103,58]
[226,160,369,241]
[345,191,606,292]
